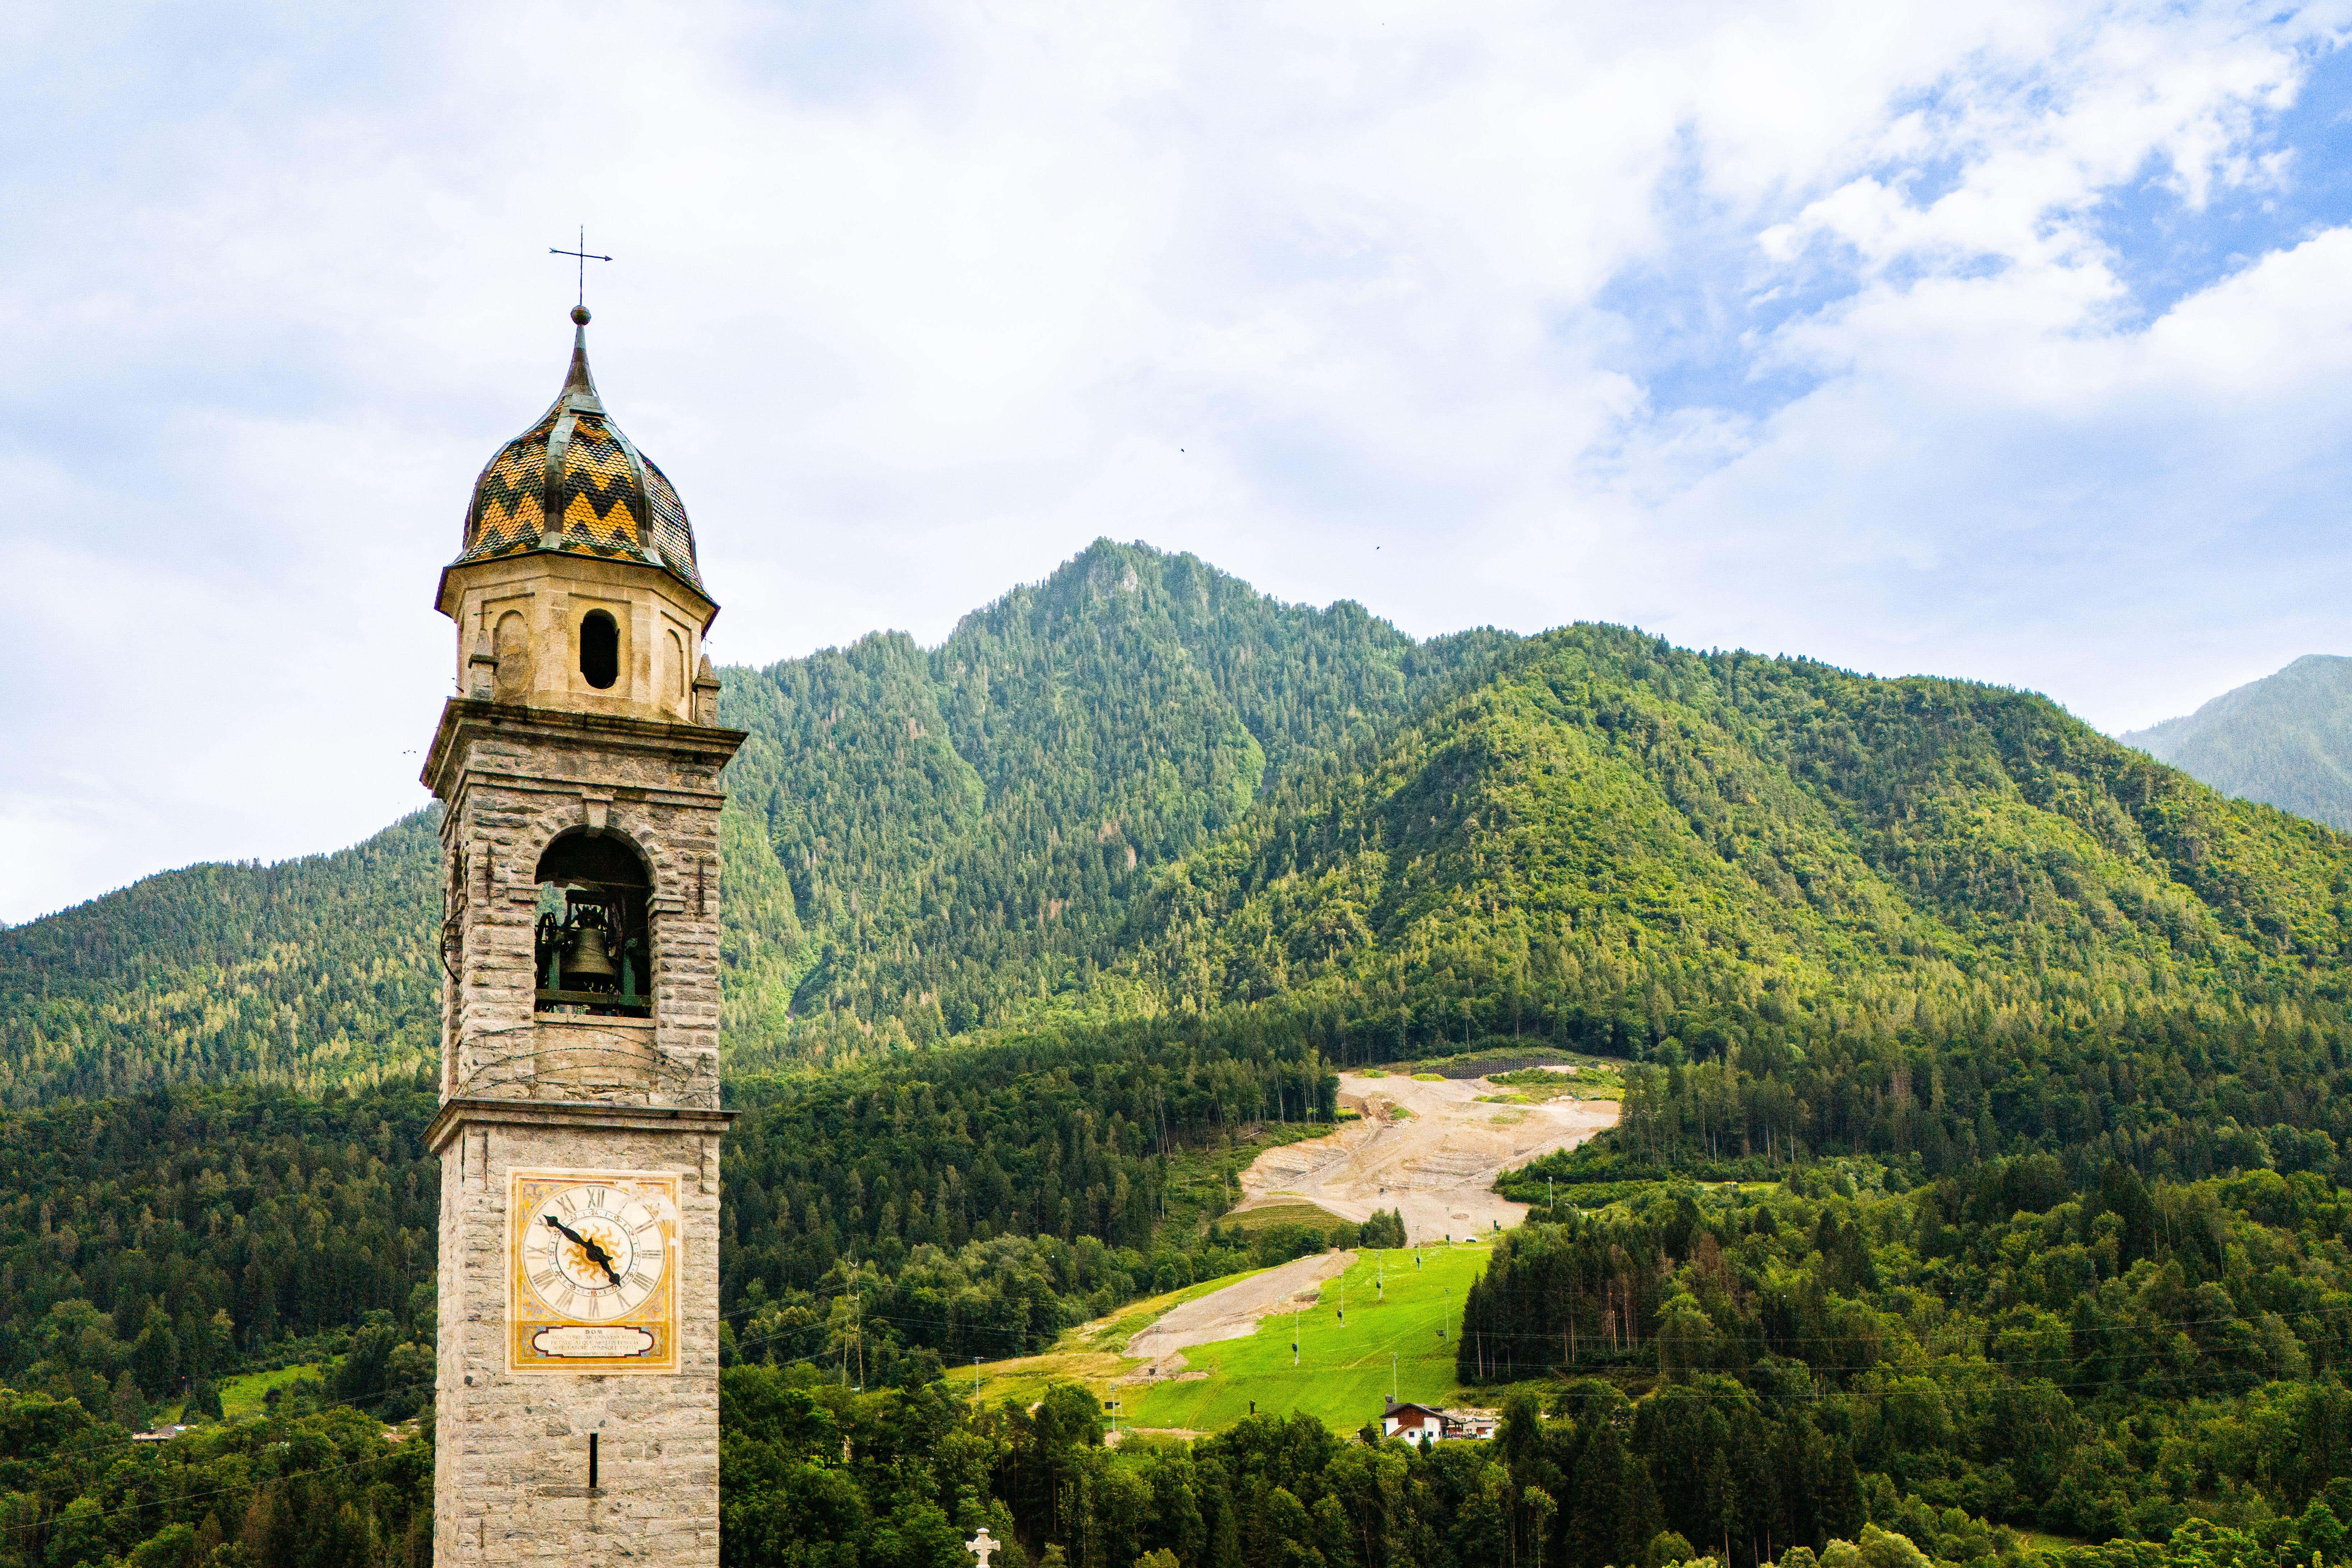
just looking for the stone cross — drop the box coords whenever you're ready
[966,1527,1001,1567]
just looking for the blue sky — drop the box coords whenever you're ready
[5,0,2352,922]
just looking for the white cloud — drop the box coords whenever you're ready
[3,0,2350,920]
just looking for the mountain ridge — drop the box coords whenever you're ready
[9,543,2351,1108]
[719,539,1515,1065]
[2124,652,2352,829]
[0,540,1507,1101]
[1003,623,2352,1063]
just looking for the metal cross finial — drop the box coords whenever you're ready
[965,1527,1000,1567]
[550,226,613,310]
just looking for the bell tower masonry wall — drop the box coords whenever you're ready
[422,696,746,1568]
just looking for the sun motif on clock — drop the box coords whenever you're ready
[507,1169,681,1374]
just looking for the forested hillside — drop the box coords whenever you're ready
[2125,654,2352,829]
[20,559,2341,1112]
[1460,1156,2352,1553]
[1064,625,2352,1065]
[0,541,1507,1101]
[0,1026,1358,1520]
[0,1077,442,1433]
[13,560,2352,1210]
[716,539,1513,1066]
[0,815,442,1105]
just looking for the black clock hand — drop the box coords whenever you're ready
[543,1214,624,1285]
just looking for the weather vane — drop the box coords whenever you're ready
[550,226,612,312]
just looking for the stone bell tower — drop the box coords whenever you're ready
[422,305,743,1567]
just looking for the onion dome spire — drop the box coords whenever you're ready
[449,307,706,598]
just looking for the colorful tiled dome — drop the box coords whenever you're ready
[453,308,706,596]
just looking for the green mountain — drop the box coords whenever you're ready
[1062,625,2352,1062]
[10,545,2352,1114]
[2124,653,2352,828]
[716,539,1512,1066]
[0,541,1508,1102]
[0,813,442,1104]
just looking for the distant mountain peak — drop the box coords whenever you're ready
[2123,655,2352,829]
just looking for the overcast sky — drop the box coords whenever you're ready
[5,0,2351,924]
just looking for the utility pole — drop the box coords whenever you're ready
[854,1288,865,1391]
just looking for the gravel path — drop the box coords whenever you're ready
[1123,1251,1355,1367]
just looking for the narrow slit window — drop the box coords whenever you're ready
[580,610,619,689]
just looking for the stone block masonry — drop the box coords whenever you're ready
[430,1102,730,1566]
[423,699,745,1568]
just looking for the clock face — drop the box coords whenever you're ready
[519,1183,667,1320]
[506,1168,681,1374]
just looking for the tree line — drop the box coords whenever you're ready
[1466,1153,2352,1549]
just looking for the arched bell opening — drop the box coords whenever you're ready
[532,830,652,1017]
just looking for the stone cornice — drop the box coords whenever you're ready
[421,699,746,798]
[425,1095,738,1155]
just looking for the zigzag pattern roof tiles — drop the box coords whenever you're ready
[451,316,708,597]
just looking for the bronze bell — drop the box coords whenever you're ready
[567,920,620,984]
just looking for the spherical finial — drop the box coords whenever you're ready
[571,305,592,325]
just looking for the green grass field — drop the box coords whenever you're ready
[2014,1530,2089,1554]
[215,1358,338,1420]
[1121,1243,1490,1434]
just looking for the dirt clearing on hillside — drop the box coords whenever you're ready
[1124,1251,1354,1368]
[1232,1070,1618,1243]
